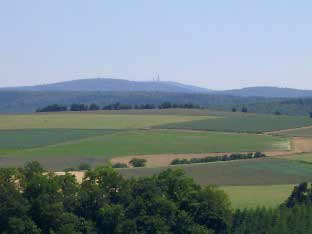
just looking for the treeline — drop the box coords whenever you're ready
[171,152,266,165]
[36,102,202,112]
[1,162,312,233]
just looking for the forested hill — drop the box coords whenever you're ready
[0,78,312,98]
[1,90,312,115]
[2,79,312,98]
[214,86,312,98]
[1,78,210,93]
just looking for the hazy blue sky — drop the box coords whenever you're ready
[1,1,311,90]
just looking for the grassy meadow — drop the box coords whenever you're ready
[0,112,208,129]
[274,126,312,137]
[0,130,288,169]
[222,184,294,209]
[282,153,312,163]
[157,114,312,133]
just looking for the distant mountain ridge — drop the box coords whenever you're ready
[2,78,312,98]
[214,86,312,98]
[2,78,210,93]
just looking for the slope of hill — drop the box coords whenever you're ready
[215,86,312,98]
[2,78,210,93]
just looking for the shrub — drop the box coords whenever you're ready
[77,163,91,171]
[112,163,128,168]
[129,158,147,167]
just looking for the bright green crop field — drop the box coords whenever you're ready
[222,184,294,209]
[282,153,312,163]
[157,114,312,133]
[0,130,288,170]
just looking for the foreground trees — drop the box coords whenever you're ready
[0,162,231,234]
[2,162,312,233]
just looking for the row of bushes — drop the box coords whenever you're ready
[36,102,202,112]
[171,152,266,165]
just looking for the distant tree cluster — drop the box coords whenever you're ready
[36,104,67,112]
[231,107,248,113]
[0,162,232,234]
[171,152,266,165]
[129,158,147,167]
[36,102,202,112]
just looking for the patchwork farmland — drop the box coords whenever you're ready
[1,109,312,209]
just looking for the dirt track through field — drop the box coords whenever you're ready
[110,137,312,167]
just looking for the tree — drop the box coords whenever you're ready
[232,107,237,112]
[89,103,100,111]
[77,163,91,171]
[36,104,67,112]
[159,102,172,109]
[241,107,248,113]
[70,103,88,111]
[129,158,147,167]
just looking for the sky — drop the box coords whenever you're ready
[0,1,312,90]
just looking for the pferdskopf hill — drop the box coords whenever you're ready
[3,78,210,93]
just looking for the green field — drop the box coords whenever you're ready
[157,114,312,133]
[119,158,312,186]
[0,130,288,169]
[0,113,208,129]
[282,153,312,163]
[0,109,310,210]
[0,129,115,151]
[222,184,294,209]
[274,127,312,137]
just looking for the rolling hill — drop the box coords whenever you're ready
[2,78,210,93]
[215,86,312,98]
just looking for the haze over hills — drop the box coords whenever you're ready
[2,78,312,98]
[2,78,210,93]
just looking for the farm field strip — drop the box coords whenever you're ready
[0,130,289,168]
[221,184,294,209]
[270,126,312,137]
[0,113,210,129]
[281,153,312,163]
[156,115,312,133]
[0,129,116,151]
[118,158,312,186]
